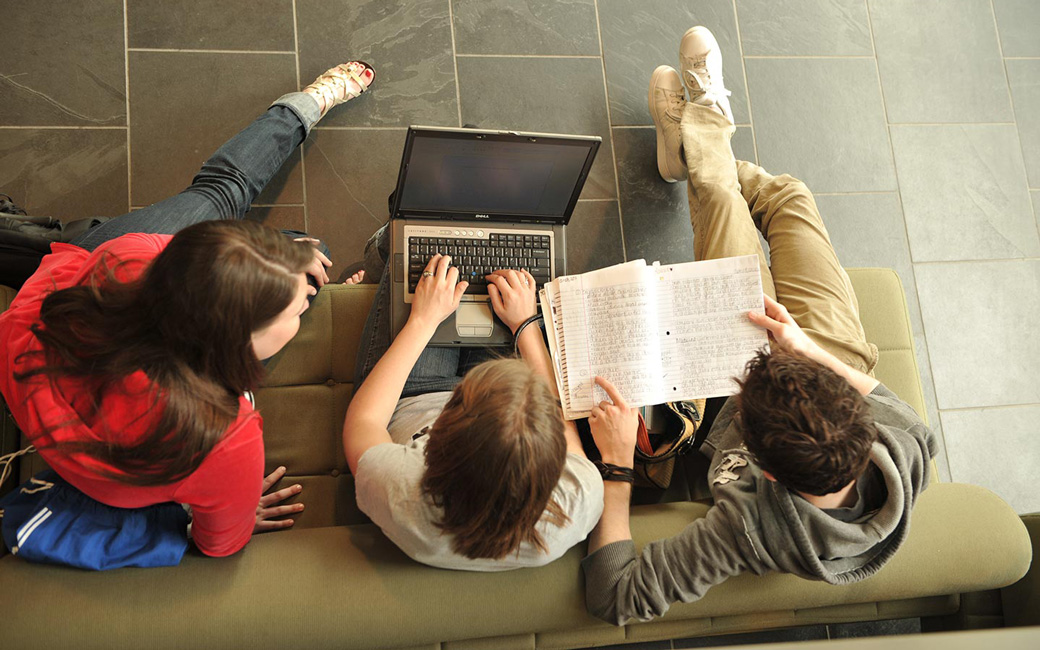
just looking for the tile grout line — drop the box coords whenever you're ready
[123,0,132,212]
[455,53,602,59]
[0,126,129,130]
[592,0,626,261]
[313,126,407,131]
[913,256,1040,265]
[888,122,1016,126]
[447,0,464,128]
[291,0,309,232]
[610,123,752,129]
[987,0,1019,127]
[989,0,1039,245]
[742,54,876,59]
[127,48,296,55]
[939,402,1040,414]
[731,0,760,164]
[864,0,952,478]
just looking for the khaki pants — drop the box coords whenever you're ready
[680,103,878,374]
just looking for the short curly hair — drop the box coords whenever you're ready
[736,349,877,496]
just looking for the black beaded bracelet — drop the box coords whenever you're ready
[593,461,636,483]
[512,314,544,354]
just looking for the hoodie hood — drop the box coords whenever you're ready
[703,384,936,583]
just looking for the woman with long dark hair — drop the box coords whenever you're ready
[0,61,374,561]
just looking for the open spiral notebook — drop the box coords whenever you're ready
[539,255,769,420]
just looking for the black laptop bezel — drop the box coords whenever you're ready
[389,126,601,226]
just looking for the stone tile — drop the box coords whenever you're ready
[674,625,828,648]
[456,57,616,200]
[127,0,296,51]
[814,193,949,480]
[914,260,1040,409]
[746,58,896,193]
[565,200,625,275]
[613,127,694,265]
[992,0,1040,57]
[941,405,1040,515]
[1006,60,1040,189]
[868,0,1013,124]
[452,0,599,55]
[296,0,458,128]
[736,0,872,56]
[245,206,306,233]
[303,129,407,278]
[890,125,1038,262]
[599,0,751,126]
[0,129,128,219]
[830,618,921,638]
[1,0,125,127]
[128,51,303,207]
[732,125,756,165]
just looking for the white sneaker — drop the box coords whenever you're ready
[648,65,687,183]
[679,26,733,124]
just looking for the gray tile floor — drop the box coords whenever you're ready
[1,0,1036,523]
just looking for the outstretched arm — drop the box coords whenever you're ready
[487,268,585,456]
[342,254,467,474]
[748,294,879,396]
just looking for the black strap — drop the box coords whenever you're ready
[593,460,636,483]
[512,314,544,354]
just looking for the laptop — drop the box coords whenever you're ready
[389,126,601,346]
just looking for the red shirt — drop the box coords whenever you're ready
[0,234,263,557]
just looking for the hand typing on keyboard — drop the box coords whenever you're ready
[407,233,551,294]
[486,269,538,334]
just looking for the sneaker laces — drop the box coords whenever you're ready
[684,67,731,105]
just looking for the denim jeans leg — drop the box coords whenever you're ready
[71,94,321,251]
[353,224,464,397]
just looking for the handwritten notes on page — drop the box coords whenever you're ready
[543,255,768,420]
[655,255,767,400]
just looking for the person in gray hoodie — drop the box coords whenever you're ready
[580,26,938,626]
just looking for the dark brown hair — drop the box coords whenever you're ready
[15,220,313,486]
[736,349,877,496]
[421,359,569,560]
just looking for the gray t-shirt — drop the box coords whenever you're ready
[355,393,604,571]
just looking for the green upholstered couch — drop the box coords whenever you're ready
[0,270,1033,649]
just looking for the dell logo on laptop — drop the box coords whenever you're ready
[475,214,490,219]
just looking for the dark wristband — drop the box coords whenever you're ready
[512,314,543,353]
[594,461,636,483]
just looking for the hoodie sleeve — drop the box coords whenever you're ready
[581,504,753,625]
[867,383,938,461]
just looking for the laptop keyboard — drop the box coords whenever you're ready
[408,233,552,294]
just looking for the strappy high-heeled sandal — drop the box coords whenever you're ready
[303,61,376,119]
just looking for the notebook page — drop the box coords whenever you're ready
[655,254,768,400]
[539,285,568,406]
[557,261,662,418]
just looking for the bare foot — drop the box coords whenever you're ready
[343,269,365,285]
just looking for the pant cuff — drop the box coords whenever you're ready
[271,92,322,135]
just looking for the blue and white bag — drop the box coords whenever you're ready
[0,447,189,570]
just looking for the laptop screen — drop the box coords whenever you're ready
[392,127,600,224]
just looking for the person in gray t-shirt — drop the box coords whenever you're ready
[580,26,937,625]
[343,253,602,570]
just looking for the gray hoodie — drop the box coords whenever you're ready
[582,383,937,625]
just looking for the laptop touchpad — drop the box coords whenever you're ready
[456,302,495,338]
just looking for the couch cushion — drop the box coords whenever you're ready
[846,268,928,423]
[0,483,1028,649]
